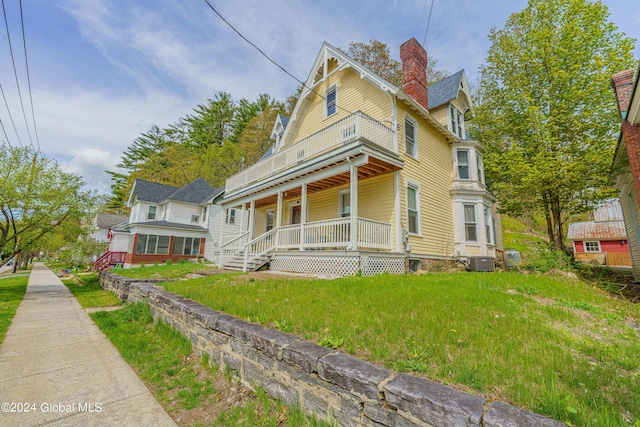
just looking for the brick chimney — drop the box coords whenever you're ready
[400,37,429,111]
[612,69,635,120]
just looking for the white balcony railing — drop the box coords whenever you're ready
[226,112,396,194]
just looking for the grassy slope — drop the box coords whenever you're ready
[160,272,640,427]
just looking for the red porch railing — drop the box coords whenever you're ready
[94,251,126,271]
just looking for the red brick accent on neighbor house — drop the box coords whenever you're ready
[612,70,635,117]
[400,37,428,111]
[613,70,640,207]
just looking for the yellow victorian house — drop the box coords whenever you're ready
[217,38,502,275]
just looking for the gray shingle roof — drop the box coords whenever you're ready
[428,70,465,110]
[95,213,129,229]
[165,178,218,204]
[127,220,208,231]
[133,180,179,203]
[134,178,220,205]
[278,114,289,130]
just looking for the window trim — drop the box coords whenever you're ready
[265,209,275,232]
[404,114,418,159]
[339,190,350,218]
[226,208,236,225]
[476,153,484,184]
[449,104,464,138]
[464,204,478,242]
[457,149,470,180]
[191,214,200,223]
[406,181,421,235]
[584,241,601,253]
[325,85,337,118]
[147,205,157,220]
[135,234,170,255]
[484,206,492,244]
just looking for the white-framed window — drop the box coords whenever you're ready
[226,209,236,225]
[407,182,421,235]
[584,241,601,252]
[484,207,492,244]
[457,149,470,180]
[147,205,157,220]
[135,234,170,255]
[339,191,350,217]
[405,116,417,158]
[265,209,274,232]
[172,237,201,256]
[477,153,484,184]
[326,85,337,117]
[191,215,200,223]
[464,204,477,241]
[201,206,208,222]
[450,104,464,138]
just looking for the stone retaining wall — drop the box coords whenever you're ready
[100,272,564,427]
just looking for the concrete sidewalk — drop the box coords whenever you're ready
[0,263,176,427]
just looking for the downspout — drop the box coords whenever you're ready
[387,90,403,253]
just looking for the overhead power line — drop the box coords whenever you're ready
[0,82,23,146]
[2,0,34,148]
[201,0,356,117]
[422,0,436,47]
[19,0,40,150]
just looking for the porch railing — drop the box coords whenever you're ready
[94,251,126,271]
[218,231,250,266]
[243,228,279,271]
[226,112,396,194]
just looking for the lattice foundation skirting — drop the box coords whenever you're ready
[270,252,405,276]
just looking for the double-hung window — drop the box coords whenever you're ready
[464,204,477,241]
[326,86,337,117]
[135,234,170,255]
[226,209,236,225]
[147,206,157,220]
[407,183,420,234]
[477,153,484,184]
[584,241,601,252]
[457,150,470,180]
[450,105,464,138]
[484,207,492,244]
[405,117,417,158]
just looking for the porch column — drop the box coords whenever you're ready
[300,183,307,250]
[248,200,256,238]
[394,171,402,252]
[218,207,226,266]
[276,191,283,248]
[349,160,358,250]
[239,204,246,232]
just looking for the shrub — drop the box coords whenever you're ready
[526,244,576,273]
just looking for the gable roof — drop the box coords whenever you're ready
[131,179,179,204]
[165,177,218,204]
[95,213,129,229]
[428,70,465,110]
[129,178,221,206]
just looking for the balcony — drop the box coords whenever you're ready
[226,111,396,194]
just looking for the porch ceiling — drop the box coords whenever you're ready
[247,156,401,209]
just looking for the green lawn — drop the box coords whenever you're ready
[159,272,640,427]
[61,272,122,308]
[113,262,213,279]
[92,302,333,426]
[0,276,28,343]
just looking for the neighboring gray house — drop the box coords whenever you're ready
[92,213,129,243]
[100,178,246,268]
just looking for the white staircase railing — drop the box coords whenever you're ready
[242,228,278,272]
[218,231,250,266]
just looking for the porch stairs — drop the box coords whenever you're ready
[94,251,126,271]
[221,253,271,272]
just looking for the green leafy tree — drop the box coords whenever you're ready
[0,144,98,268]
[346,39,449,87]
[473,0,636,251]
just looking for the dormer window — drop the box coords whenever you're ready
[147,206,157,220]
[450,104,464,138]
[326,85,337,117]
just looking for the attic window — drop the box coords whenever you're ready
[326,85,337,117]
[147,206,157,220]
[191,215,200,223]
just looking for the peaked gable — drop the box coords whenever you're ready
[165,178,218,205]
[428,70,471,112]
[129,179,179,205]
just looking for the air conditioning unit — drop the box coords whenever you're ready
[469,256,494,272]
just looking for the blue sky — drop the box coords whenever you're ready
[0,0,638,194]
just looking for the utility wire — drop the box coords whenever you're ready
[19,0,40,150]
[422,0,435,47]
[202,0,356,117]
[2,0,34,148]
[0,82,23,146]
[0,117,11,147]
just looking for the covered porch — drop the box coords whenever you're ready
[218,118,405,274]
